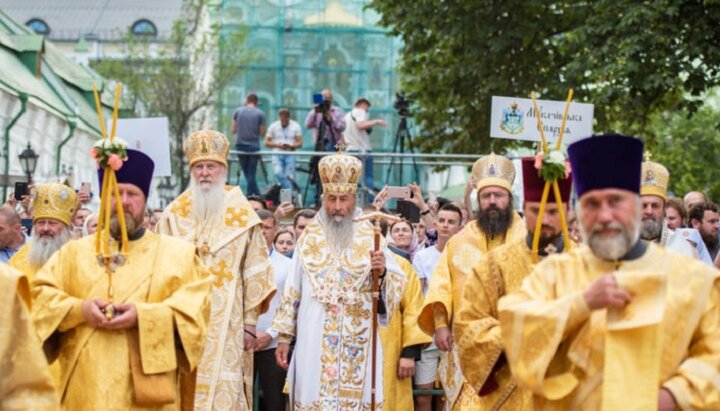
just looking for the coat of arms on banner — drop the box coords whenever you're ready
[500,102,524,135]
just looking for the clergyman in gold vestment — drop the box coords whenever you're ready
[1,265,56,410]
[10,182,77,284]
[499,135,720,410]
[418,154,526,410]
[454,156,573,410]
[33,150,212,410]
[159,129,275,410]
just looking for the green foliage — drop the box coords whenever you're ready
[369,0,720,164]
[645,97,720,201]
[91,0,255,189]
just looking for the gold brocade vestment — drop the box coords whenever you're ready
[9,243,63,385]
[379,254,432,411]
[159,186,275,410]
[454,238,537,410]
[0,265,57,410]
[499,243,720,410]
[272,216,407,410]
[418,215,526,410]
[32,231,212,410]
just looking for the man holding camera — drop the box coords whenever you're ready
[344,97,387,196]
[305,89,345,152]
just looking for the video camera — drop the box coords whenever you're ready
[313,93,331,114]
[393,92,411,117]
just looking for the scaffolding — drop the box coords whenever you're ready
[218,0,421,196]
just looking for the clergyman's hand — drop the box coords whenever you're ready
[397,358,415,379]
[254,331,273,351]
[244,325,257,350]
[81,298,109,328]
[657,388,677,411]
[583,273,632,310]
[275,342,290,370]
[102,303,138,330]
[435,326,453,351]
[370,250,385,271]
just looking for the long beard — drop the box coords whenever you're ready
[640,217,663,241]
[28,228,71,267]
[190,178,225,220]
[110,212,141,240]
[319,207,355,250]
[476,203,513,236]
[580,214,641,261]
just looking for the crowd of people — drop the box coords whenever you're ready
[4,129,720,411]
[231,89,386,202]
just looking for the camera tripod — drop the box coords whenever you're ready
[385,116,420,185]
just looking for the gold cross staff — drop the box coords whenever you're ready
[354,207,400,411]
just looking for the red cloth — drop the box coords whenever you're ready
[521,156,572,203]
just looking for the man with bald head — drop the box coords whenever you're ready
[0,205,26,263]
[684,191,706,211]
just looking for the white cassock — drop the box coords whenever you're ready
[272,216,406,410]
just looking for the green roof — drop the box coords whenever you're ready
[0,9,112,135]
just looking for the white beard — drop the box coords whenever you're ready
[579,209,641,261]
[28,227,71,267]
[318,207,355,251]
[190,176,226,221]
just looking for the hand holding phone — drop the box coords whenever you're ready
[386,186,411,199]
[280,188,292,205]
[14,182,28,201]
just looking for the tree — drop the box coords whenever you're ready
[369,0,720,157]
[645,94,720,201]
[92,0,255,191]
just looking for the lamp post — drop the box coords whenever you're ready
[18,142,38,183]
[156,176,175,208]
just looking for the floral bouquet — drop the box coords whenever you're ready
[90,137,128,171]
[534,148,571,183]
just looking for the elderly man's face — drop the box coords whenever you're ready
[35,218,66,239]
[322,193,356,222]
[578,188,640,260]
[191,161,226,190]
[640,195,665,240]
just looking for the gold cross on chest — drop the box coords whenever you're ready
[209,259,233,287]
[172,194,192,218]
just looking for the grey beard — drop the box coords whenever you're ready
[640,217,663,242]
[190,178,225,220]
[582,219,641,261]
[28,228,71,267]
[318,208,355,251]
[110,212,141,240]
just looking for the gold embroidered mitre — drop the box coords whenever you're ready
[318,153,362,194]
[183,129,230,167]
[640,160,669,200]
[472,153,515,191]
[33,183,77,226]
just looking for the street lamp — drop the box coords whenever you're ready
[18,142,38,183]
[156,176,175,208]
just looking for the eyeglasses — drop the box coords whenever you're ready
[478,191,509,200]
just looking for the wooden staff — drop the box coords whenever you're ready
[354,208,400,411]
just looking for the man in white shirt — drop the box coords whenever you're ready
[343,98,387,194]
[411,203,463,411]
[265,108,303,191]
[254,209,292,410]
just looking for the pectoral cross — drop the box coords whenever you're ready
[354,207,400,411]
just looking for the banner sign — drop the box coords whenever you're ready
[490,96,594,144]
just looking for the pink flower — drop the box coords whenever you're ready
[90,148,99,158]
[108,153,123,171]
[564,161,572,178]
[534,152,544,170]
